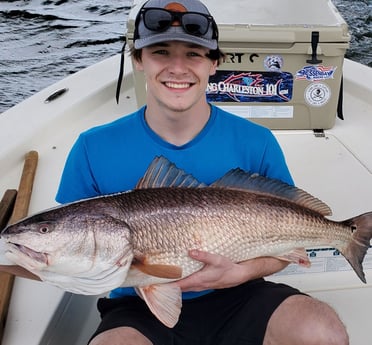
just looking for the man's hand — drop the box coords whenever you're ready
[174,250,289,292]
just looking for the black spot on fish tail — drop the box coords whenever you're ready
[342,211,372,283]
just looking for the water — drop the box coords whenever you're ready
[0,0,371,114]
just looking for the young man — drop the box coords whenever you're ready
[56,0,349,344]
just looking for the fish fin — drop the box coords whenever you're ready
[276,248,311,267]
[211,169,332,216]
[341,211,372,283]
[135,284,182,328]
[136,156,206,189]
[132,260,183,279]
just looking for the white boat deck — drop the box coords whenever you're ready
[272,59,372,344]
[0,56,371,344]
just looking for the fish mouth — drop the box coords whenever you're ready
[7,243,48,265]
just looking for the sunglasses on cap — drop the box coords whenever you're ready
[137,7,218,38]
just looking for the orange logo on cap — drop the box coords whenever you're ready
[164,2,187,12]
[164,2,187,26]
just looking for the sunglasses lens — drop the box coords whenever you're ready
[144,9,172,31]
[143,9,211,36]
[182,13,209,35]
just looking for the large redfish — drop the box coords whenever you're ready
[2,156,372,327]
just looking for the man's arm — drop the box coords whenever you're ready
[174,250,289,292]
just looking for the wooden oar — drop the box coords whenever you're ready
[0,150,38,342]
[0,190,17,231]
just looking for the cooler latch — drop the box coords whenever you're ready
[307,31,323,64]
[313,129,325,138]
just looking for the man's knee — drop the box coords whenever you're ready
[264,294,349,345]
[89,326,153,345]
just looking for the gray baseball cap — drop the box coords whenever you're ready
[134,0,218,50]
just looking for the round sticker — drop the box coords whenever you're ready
[264,55,283,72]
[305,83,331,107]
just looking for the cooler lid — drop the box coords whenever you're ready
[127,0,350,44]
[203,0,350,43]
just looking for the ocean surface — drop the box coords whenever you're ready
[0,0,371,114]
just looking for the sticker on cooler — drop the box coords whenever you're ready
[295,65,337,81]
[206,71,293,103]
[304,83,331,107]
[264,55,284,72]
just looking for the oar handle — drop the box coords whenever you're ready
[9,150,39,223]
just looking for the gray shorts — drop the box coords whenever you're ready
[90,279,303,345]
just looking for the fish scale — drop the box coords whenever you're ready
[118,187,352,275]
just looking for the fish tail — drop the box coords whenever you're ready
[342,211,372,283]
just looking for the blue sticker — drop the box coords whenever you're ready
[206,71,293,103]
[295,65,337,81]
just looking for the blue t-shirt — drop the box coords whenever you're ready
[56,104,293,299]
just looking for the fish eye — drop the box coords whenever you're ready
[38,224,51,234]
